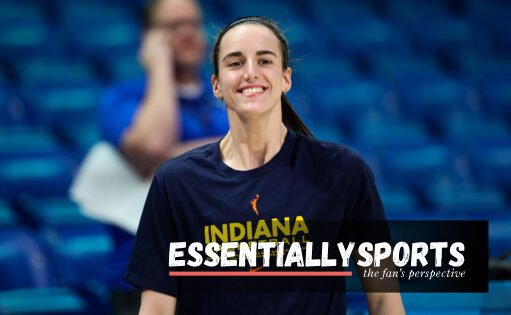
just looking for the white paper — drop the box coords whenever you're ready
[70,141,151,234]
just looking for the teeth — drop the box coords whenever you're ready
[242,87,264,95]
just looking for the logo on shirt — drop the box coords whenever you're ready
[203,194,310,245]
[250,194,260,216]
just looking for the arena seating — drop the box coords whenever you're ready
[0,0,509,313]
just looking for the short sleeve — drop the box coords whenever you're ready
[124,172,178,297]
[343,150,386,221]
[99,81,143,148]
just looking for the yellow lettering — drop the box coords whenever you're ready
[204,226,210,244]
[292,216,309,235]
[247,221,253,240]
[254,219,272,239]
[210,224,228,243]
[272,217,290,236]
[229,222,246,242]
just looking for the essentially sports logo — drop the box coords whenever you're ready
[166,195,489,292]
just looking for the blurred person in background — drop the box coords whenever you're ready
[100,0,228,179]
[97,0,228,312]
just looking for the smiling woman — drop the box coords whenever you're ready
[125,16,405,315]
[210,17,314,171]
[212,17,312,140]
[214,25,290,117]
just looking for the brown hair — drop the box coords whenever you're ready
[212,16,314,138]
[142,0,160,30]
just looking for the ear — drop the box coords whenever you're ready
[282,67,292,94]
[211,74,223,99]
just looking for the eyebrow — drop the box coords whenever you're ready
[221,50,277,62]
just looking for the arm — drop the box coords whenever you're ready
[354,251,405,315]
[365,292,405,315]
[342,152,405,314]
[139,290,176,315]
[121,29,180,178]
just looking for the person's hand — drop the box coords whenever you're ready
[138,29,173,72]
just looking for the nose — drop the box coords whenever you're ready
[243,60,258,81]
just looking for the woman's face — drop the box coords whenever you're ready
[212,24,292,118]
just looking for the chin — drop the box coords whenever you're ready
[233,101,278,117]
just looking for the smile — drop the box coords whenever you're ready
[238,86,267,96]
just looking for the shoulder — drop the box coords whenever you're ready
[155,141,218,179]
[294,132,366,171]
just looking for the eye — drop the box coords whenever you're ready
[259,59,273,65]
[227,60,242,67]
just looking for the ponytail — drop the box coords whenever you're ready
[281,94,314,138]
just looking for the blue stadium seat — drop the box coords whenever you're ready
[307,0,379,47]
[226,1,302,24]
[39,223,114,286]
[305,120,345,144]
[56,1,138,24]
[327,17,408,57]
[66,21,140,60]
[313,79,388,127]
[24,81,101,127]
[470,145,511,191]
[12,196,115,286]
[0,3,52,59]
[466,0,511,26]
[284,20,330,57]
[426,183,508,212]
[0,199,17,225]
[101,53,143,83]
[401,281,511,313]
[18,197,95,226]
[379,186,420,213]
[0,157,74,199]
[441,114,511,147]
[17,57,98,86]
[293,58,361,90]
[0,287,90,314]
[59,123,102,159]
[489,217,511,258]
[0,126,64,159]
[411,18,481,53]
[309,0,377,22]
[0,83,33,126]
[450,50,511,83]
[353,117,432,150]
[386,0,451,23]
[198,0,230,25]
[396,74,472,129]
[0,227,52,290]
[57,2,140,59]
[380,144,455,189]
[480,71,511,119]
[367,54,444,84]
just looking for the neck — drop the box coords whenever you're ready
[220,108,287,171]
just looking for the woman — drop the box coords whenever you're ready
[125,16,405,314]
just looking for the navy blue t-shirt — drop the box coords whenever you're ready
[125,129,385,314]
